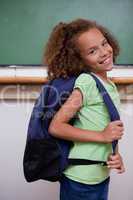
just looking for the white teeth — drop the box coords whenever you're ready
[101,57,111,64]
[103,58,110,64]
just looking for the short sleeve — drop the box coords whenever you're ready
[73,73,95,106]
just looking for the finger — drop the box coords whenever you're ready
[113,133,123,140]
[108,164,122,169]
[107,157,122,168]
[113,120,123,126]
[107,160,120,166]
[108,154,119,161]
[116,126,124,131]
[117,127,124,133]
[107,162,121,169]
[117,166,125,174]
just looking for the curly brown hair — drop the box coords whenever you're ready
[43,18,120,80]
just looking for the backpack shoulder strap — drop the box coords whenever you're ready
[90,73,120,154]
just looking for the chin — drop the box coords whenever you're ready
[104,63,114,71]
[107,66,113,71]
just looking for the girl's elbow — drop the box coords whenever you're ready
[48,124,55,136]
[48,122,59,136]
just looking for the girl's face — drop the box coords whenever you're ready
[77,28,113,74]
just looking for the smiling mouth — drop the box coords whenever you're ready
[99,56,112,65]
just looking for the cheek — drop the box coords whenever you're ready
[108,45,113,53]
[85,56,99,65]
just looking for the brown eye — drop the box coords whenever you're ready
[102,40,108,46]
[89,49,97,55]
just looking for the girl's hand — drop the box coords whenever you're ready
[107,153,125,174]
[102,120,124,143]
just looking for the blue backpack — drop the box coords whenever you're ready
[23,73,120,182]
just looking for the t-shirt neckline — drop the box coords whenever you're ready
[90,72,114,87]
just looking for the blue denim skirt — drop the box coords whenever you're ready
[60,176,110,200]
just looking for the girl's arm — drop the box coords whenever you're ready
[49,89,124,143]
[49,89,103,142]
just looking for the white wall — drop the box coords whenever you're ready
[0,100,132,200]
[109,102,133,200]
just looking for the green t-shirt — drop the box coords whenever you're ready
[64,73,121,185]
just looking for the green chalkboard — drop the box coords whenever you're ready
[0,0,133,65]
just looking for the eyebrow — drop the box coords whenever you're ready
[87,38,107,51]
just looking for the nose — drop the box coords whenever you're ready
[99,47,108,57]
